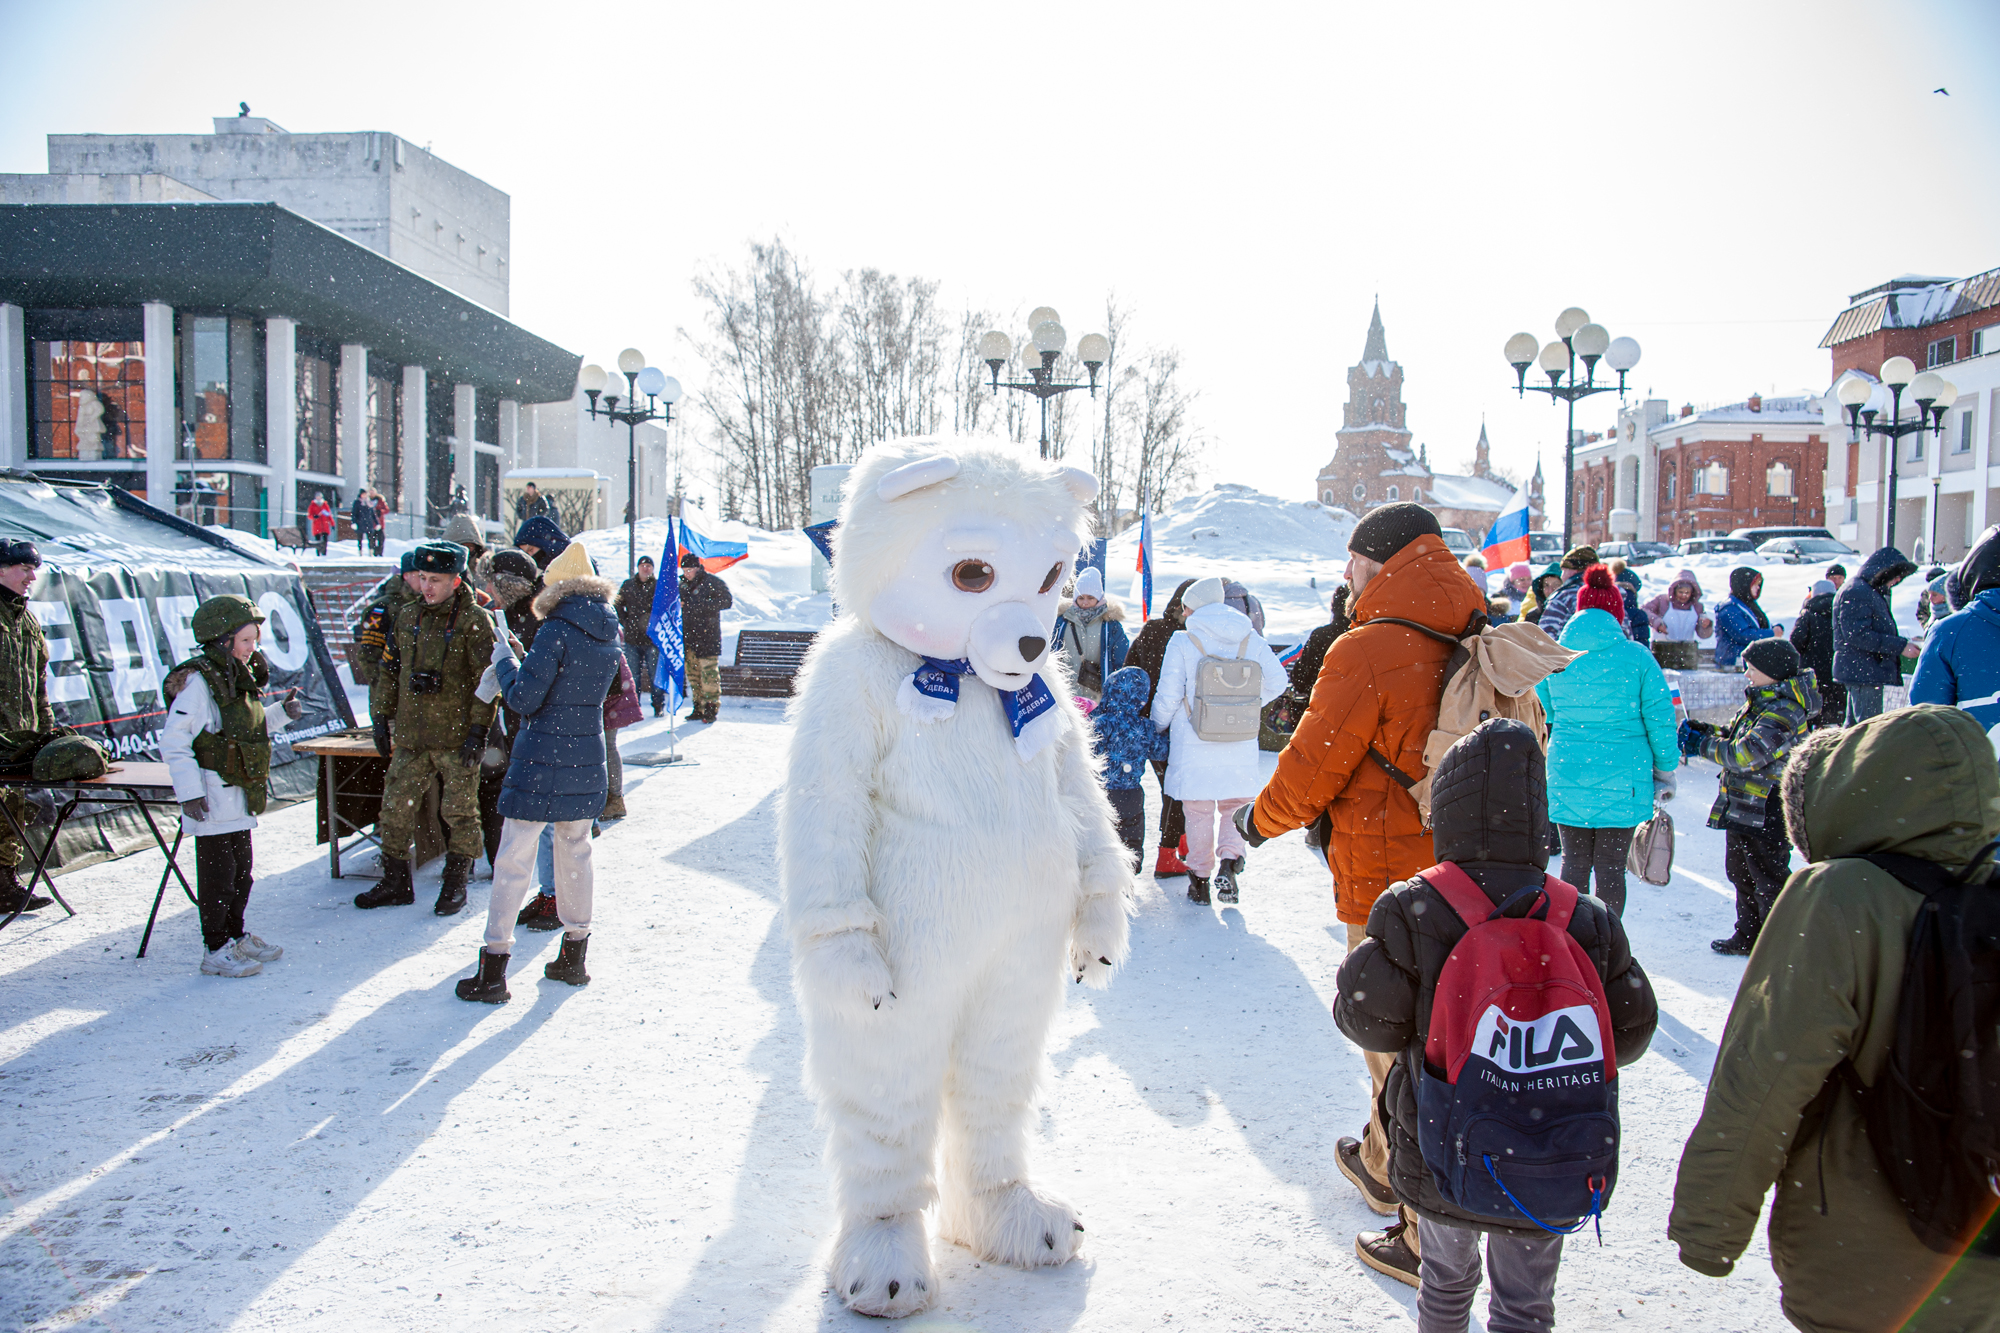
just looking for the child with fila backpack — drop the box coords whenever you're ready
[1150,576,1286,905]
[1334,717,1658,1321]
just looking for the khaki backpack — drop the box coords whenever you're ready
[1363,616,1578,826]
[1184,630,1265,742]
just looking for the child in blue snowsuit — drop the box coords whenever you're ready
[1092,666,1170,869]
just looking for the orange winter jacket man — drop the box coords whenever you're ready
[1248,532,1485,923]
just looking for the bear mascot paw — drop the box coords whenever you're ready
[779,437,1134,1318]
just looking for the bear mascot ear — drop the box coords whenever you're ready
[1059,467,1099,503]
[877,453,961,501]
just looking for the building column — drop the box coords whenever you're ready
[498,397,519,476]
[264,318,296,531]
[143,301,175,509]
[454,383,476,517]
[0,305,24,470]
[1974,389,1993,538]
[402,365,427,538]
[340,343,368,503]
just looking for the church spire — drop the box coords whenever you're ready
[1474,419,1491,476]
[1362,298,1389,364]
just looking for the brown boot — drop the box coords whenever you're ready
[599,795,628,820]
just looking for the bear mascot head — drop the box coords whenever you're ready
[781,436,1131,1318]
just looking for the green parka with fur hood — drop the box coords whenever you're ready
[1669,705,2000,1333]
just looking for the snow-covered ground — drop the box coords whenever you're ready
[2,703,1792,1332]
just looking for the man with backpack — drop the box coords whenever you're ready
[1335,717,1658,1308]
[1670,705,2000,1331]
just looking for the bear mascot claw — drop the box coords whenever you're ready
[779,437,1134,1319]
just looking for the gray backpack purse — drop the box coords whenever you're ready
[1185,631,1263,743]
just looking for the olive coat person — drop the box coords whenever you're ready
[1669,706,2000,1332]
[0,539,54,913]
[350,553,421,686]
[358,541,497,916]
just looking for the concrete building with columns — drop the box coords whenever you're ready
[0,201,576,539]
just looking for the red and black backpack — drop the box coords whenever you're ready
[1414,862,1621,1234]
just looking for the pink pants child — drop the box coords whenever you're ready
[1180,798,1249,878]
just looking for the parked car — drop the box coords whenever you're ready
[1757,535,1859,564]
[1597,540,1677,567]
[1677,536,1756,557]
[1729,525,1836,547]
[1528,531,1564,560]
[1439,527,1475,555]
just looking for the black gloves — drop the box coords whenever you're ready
[180,797,209,823]
[1233,801,1269,848]
[459,726,487,769]
[372,717,393,759]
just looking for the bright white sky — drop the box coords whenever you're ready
[3,0,1995,524]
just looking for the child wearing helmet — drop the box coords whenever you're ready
[161,594,304,977]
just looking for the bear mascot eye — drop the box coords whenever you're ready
[951,559,996,593]
[1038,562,1064,594]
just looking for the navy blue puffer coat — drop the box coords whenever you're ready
[494,574,622,821]
[1832,546,1916,686]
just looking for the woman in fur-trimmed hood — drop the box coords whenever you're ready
[1052,566,1130,701]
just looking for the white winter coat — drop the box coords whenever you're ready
[1150,602,1287,801]
[161,671,291,837]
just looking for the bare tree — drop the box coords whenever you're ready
[1127,347,1204,513]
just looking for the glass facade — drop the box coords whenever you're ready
[296,333,340,482]
[477,452,499,521]
[26,308,148,460]
[176,471,262,531]
[426,386,455,525]
[177,315,263,465]
[366,357,403,514]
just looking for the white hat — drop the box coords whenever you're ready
[1183,576,1225,611]
[1072,566,1104,600]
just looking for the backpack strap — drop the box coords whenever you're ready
[1367,616,1465,647]
[1416,862,1581,931]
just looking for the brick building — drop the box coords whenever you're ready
[1314,301,1543,534]
[1571,395,1828,547]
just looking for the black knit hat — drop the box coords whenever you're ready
[0,540,41,568]
[1348,502,1442,564]
[1742,638,1801,681]
[410,541,468,576]
[488,549,538,583]
[680,551,702,570]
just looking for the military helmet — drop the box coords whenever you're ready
[32,734,109,782]
[191,594,265,645]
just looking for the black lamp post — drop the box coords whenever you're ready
[978,308,1110,460]
[1503,308,1642,552]
[1833,357,1957,553]
[580,348,682,578]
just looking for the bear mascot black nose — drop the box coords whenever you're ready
[1018,635,1046,661]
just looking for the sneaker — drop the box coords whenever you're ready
[1186,875,1211,906]
[201,943,263,977]
[1336,1136,1399,1216]
[234,933,283,962]
[518,893,563,932]
[1355,1220,1420,1288]
[1711,933,1755,956]
[1153,845,1189,878]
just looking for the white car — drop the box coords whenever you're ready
[1440,528,1475,555]
[1757,536,1859,565]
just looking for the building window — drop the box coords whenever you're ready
[1663,463,1676,503]
[1352,483,1366,501]
[1592,479,1604,514]
[1974,325,1996,356]
[295,335,340,483]
[1847,495,1858,523]
[1927,336,1957,367]
[477,453,499,522]
[1321,488,1335,504]
[1912,429,1924,461]
[1767,462,1794,497]
[1958,406,1977,455]
[366,359,403,515]
[1694,463,1728,495]
[177,315,263,466]
[28,336,147,460]
[1387,484,1399,501]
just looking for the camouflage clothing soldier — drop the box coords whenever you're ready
[355,541,497,917]
[350,551,422,686]
[0,540,54,914]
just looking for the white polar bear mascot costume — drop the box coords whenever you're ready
[779,437,1134,1319]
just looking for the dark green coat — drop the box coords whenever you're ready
[370,581,496,752]
[351,574,418,686]
[0,594,53,732]
[1670,705,2000,1332]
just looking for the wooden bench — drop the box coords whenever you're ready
[720,629,818,698]
[271,525,307,550]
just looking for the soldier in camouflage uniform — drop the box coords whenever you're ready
[355,541,498,917]
[678,551,733,724]
[0,541,54,914]
[350,551,422,687]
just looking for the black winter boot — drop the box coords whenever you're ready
[435,853,472,916]
[0,863,52,915]
[1213,860,1239,904]
[544,934,591,986]
[1186,875,1211,905]
[454,948,511,1003]
[355,855,415,909]
[517,892,562,931]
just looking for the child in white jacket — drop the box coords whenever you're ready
[1150,576,1286,906]
[161,595,302,977]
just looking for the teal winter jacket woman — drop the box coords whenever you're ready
[1535,608,1681,827]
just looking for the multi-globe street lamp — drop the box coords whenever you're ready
[1833,356,1958,554]
[978,307,1111,460]
[580,348,682,578]
[1503,308,1642,552]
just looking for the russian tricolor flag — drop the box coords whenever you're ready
[676,512,749,573]
[1480,483,1534,571]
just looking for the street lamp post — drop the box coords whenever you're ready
[1503,308,1642,552]
[977,308,1111,460]
[1834,357,1957,553]
[580,348,683,578]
